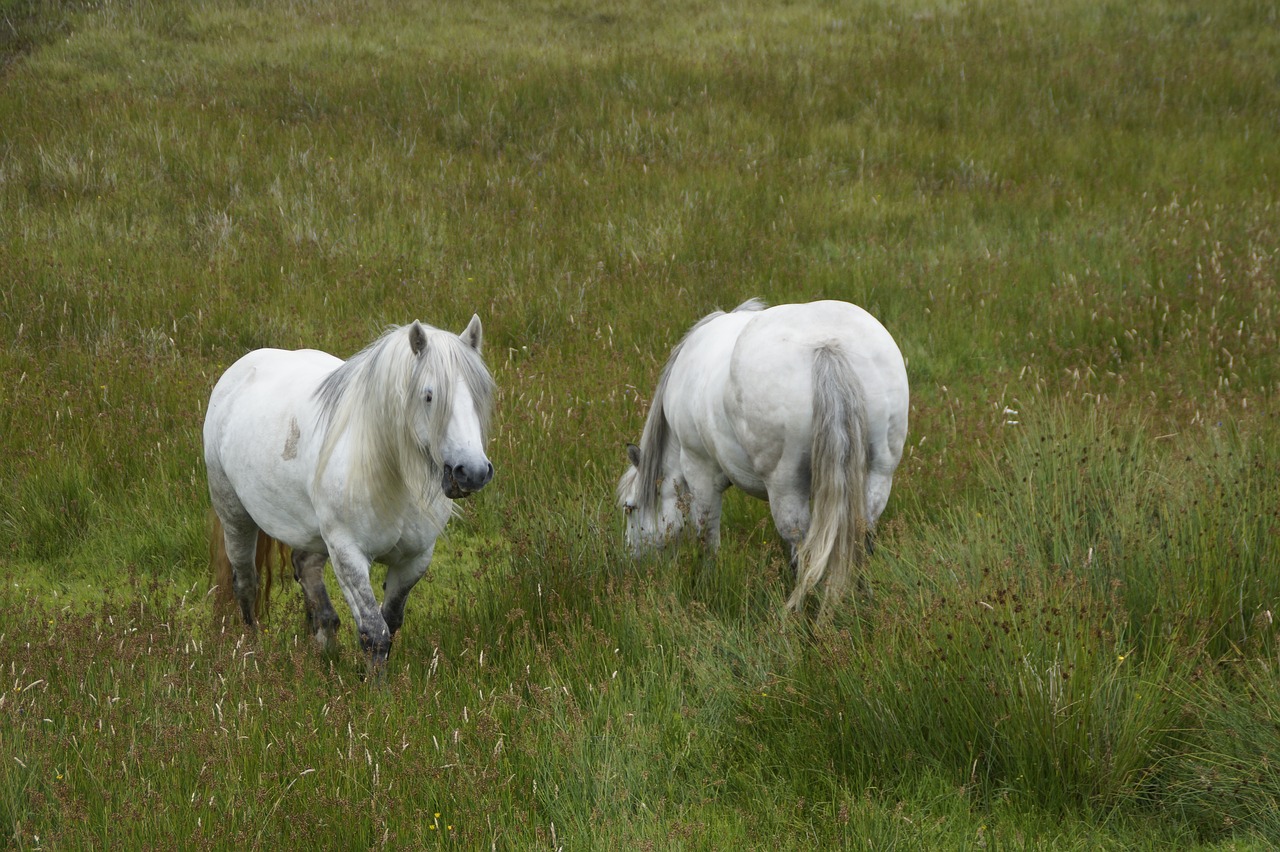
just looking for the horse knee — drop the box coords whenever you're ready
[383,605,406,637]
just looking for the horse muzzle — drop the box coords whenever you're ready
[442,461,494,499]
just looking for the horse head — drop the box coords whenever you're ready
[408,315,495,500]
[617,442,684,555]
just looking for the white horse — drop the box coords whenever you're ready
[204,317,494,666]
[617,299,908,616]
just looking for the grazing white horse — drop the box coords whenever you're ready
[618,299,908,616]
[204,317,494,666]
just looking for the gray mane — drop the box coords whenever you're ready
[312,323,494,512]
[631,298,766,513]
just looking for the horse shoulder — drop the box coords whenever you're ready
[663,320,743,436]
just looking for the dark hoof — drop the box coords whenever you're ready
[358,630,393,667]
[856,575,874,600]
[305,609,341,633]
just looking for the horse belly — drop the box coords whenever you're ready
[721,455,769,500]
[232,464,325,549]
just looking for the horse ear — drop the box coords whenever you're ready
[460,314,483,352]
[409,321,428,356]
[626,443,641,468]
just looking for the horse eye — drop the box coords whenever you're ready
[624,504,635,515]
[423,389,434,403]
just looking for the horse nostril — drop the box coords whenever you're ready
[448,461,492,488]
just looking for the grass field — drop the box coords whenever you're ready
[2,0,1278,847]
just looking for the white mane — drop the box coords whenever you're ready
[313,324,494,515]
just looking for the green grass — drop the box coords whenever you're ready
[2,0,1279,846]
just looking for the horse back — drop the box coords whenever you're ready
[208,347,339,422]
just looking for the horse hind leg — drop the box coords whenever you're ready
[767,489,811,601]
[219,518,262,627]
[291,550,340,651]
[861,467,898,561]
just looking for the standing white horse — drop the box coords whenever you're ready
[617,299,908,616]
[204,317,494,666]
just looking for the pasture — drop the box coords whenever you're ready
[2,0,1278,847]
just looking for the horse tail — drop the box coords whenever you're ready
[209,512,288,623]
[788,344,869,617]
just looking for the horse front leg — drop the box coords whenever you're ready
[681,463,727,554]
[382,542,435,639]
[328,544,392,671]
[688,492,725,554]
[291,549,340,651]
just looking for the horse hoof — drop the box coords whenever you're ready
[358,630,392,664]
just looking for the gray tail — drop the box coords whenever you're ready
[787,344,868,617]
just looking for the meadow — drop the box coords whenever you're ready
[1,0,1278,846]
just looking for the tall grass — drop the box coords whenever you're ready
[2,0,1278,846]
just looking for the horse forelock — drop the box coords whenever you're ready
[417,329,495,453]
[313,323,494,513]
[616,462,639,507]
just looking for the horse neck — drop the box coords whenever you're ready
[315,332,440,513]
